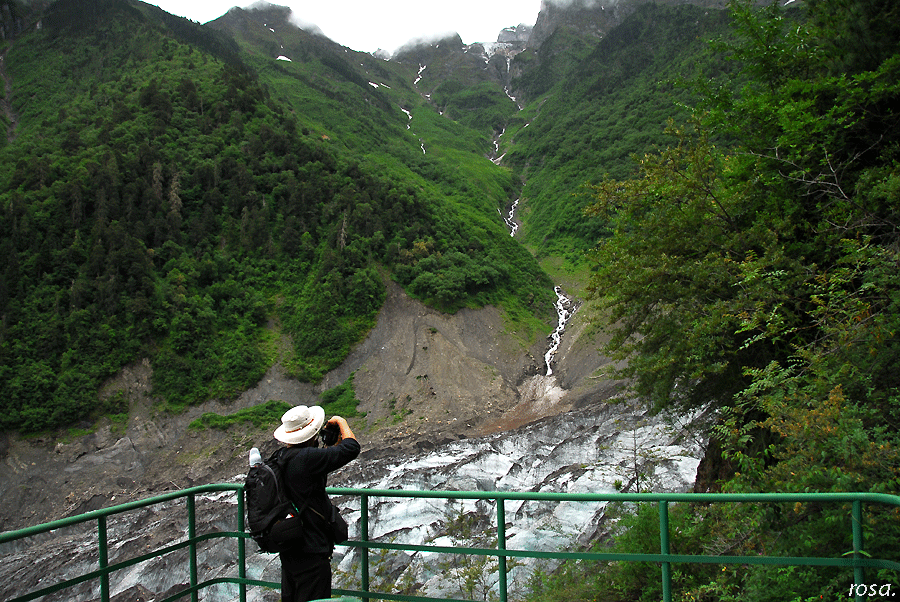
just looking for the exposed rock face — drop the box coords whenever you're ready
[1,0,43,41]
[497,24,532,44]
[529,0,621,49]
[394,33,467,63]
[325,280,546,444]
[528,0,731,49]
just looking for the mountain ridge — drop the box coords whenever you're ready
[0,0,644,531]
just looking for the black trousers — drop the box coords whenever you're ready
[280,552,332,602]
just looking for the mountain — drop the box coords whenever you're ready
[0,0,734,530]
[505,1,734,258]
[392,32,520,134]
[529,0,728,49]
[4,0,899,599]
[1,0,39,40]
[0,0,555,434]
[0,0,730,525]
[0,0,735,493]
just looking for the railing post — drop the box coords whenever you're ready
[187,493,198,602]
[852,500,865,602]
[238,489,247,602]
[497,497,508,602]
[98,515,109,602]
[360,493,370,598]
[659,500,672,602]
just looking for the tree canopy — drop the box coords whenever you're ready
[577,0,900,597]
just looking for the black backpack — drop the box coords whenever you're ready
[244,447,308,553]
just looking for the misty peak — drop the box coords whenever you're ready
[497,24,532,44]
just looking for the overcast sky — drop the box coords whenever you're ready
[147,0,544,54]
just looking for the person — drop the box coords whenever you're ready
[272,404,360,602]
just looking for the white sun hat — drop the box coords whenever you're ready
[273,405,326,445]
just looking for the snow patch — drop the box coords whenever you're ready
[414,64,427,85]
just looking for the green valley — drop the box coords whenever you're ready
[1,0,899,598]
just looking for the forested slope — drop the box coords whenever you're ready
[0,0,552,433]
[527,0,900,599]
[504,2,736,262]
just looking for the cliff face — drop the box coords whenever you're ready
[528,0,730,49]
[497,24,532,44]
[1,1,47,41]
[529,0,624,49]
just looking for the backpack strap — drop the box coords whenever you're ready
[273,446,310,517]
[258,458,307,519]
[307,504,328,522]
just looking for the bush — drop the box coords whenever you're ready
[189,399,292,431]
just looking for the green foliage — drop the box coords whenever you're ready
[319,373,365,419]
[583,117,786,413]
[188,399,291,431]
[187,372,363,432]
[506,3,735,260]
[573,0,900,599]
[512,25,596,101]
[432,80,519,133]
[0,1,554,433]
[525,502,719,602]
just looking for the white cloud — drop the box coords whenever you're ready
[147,0,542,54]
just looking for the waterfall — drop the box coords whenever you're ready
[495,200,574,375]
[544,287,574,376]
[498,198,519,236]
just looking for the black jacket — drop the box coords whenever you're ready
[281,437,360,555]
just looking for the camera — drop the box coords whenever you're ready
[320,423,340,446]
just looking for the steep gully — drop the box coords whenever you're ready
[0,55,709,602]
[408,51,575,376]
[302,63,707,600]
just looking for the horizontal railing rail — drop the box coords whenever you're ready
[329,489,900,602]
[0,484,256,602]
[1,486,897,602]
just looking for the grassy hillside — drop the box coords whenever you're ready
[505,3,735,263]
[0,0,553,433]
[393,33,519,136]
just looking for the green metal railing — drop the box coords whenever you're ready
[0,484,251,602]
[1,486,898,602]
